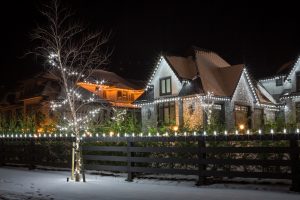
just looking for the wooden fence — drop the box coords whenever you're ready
[0,134,299,191]
[0,137,74,169]
[82,134,300,192]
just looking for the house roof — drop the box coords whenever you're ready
[138,47,275,105]
[164,56,198,80]
[88,69,143,90]
[134,87,154,103]
[196,51,244,97]
[277,60,295,75]
[163,49,244,97]
[178,76,204,97]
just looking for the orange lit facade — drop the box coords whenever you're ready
[78,82,144,108]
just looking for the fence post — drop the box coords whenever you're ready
[28,139,36,170]
[290,139,300,192]
[196,137,206,186]
[126,139,134,182]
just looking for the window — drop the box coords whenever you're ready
[297,72,300,92]
[275,78,283,86]
[102,91,107,99]
[158,102,175,125]
[130,94,135,101]
[117,91,122,99]
[159,77,172,96]
[296,102,300,123]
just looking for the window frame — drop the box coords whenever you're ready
[275,78,283,86]
[157,101,175,125]
[159,76,172,96]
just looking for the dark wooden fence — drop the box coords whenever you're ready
[0,137,74,169]
[82,134,300,192]
[0,134,299,191]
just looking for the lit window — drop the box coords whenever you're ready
[158,102,175,125]
[160,77,171,96]
[275,78,283,86]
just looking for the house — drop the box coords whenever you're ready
[0,72,61,132]
[259,56,300,125]
[135,48,278,132]
[0,69,144,133]
[78,69,144,109]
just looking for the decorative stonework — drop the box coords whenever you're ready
[183,99,203,130]
[141,105,157,131]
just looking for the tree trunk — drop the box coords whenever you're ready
[74,136,81,182]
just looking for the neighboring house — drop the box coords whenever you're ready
[78,69,144,109]
[135,47,277,132]
[0,72,61,132]
[259,56,300,124]
[0,69,143,132]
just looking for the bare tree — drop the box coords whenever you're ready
[32,0,110,182]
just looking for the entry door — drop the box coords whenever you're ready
[235,105,250,129]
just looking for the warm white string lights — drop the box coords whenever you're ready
[1,129,299,139]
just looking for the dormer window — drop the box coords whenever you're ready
[275,78,283,86]
[160,77,171,96]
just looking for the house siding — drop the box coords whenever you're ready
[150,58,182,99]
[229,72,255,129]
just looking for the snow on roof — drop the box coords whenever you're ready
[164,56,198,80]
[195,48,230,68]
[195,50,244,97]
[89,69,143,90]
[141,47,275,105]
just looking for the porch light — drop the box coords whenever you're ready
[109,131,114,137]
[172,126,178,132]
[239,124,245,130]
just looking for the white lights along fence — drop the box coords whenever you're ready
[1,129,300,140]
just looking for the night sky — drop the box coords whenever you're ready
[0,0,299,89]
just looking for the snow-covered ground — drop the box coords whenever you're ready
[0,167,299,200]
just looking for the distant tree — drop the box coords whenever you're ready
[31,0,110,182]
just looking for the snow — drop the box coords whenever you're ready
[0,167,299,200]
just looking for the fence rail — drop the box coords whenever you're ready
[0,134,299,191]
[82,134,300,191]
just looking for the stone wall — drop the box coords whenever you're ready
[182,99,203,130]
[141,104,157,132]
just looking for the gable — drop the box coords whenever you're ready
[231,70,257,105]
[148,57,182,98]
[284,57,300,93]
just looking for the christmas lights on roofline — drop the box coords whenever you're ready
[285,57,300,82]
[259,75,286,82]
